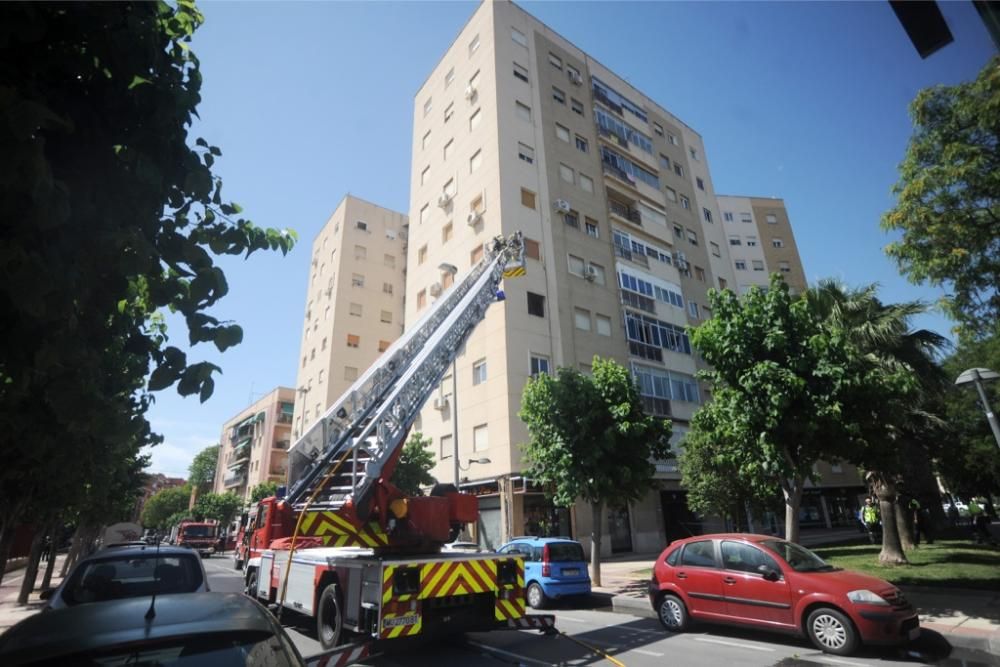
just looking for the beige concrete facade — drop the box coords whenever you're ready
[291,195,408,442]
[214,386,296,502]
[716,195,807,295]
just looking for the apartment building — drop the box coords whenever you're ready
[291,195,408,443]
[214,386,296,502]
[716,196,807,295]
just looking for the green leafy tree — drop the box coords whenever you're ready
[189,445,220,490]
[392,432,437,496]
[141,485,192,530]
[250,481,280,504]
[882,57,1000,338]
[519,357,671,586]
[193,492,243,525]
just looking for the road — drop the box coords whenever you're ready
[203,556,996,667]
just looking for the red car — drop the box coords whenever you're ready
[648,534,919,656]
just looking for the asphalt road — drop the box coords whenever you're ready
[203,555,997,667]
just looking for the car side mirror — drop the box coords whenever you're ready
[39,588,54,600]
[757,565,780,581]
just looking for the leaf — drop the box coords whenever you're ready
[128,75,151,90]
[213,324,243,352]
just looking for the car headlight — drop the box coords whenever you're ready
[846,589,889,605]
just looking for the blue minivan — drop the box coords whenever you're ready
[497,537,591,609]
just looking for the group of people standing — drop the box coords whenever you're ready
[859,495,994,545]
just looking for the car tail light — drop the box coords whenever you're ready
[542,544,551,577]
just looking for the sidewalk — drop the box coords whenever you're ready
[0,555,67,633]
[593,548,1000,656]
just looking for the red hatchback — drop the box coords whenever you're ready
[648,534,919,656]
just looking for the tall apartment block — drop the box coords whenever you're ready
[214,386,296,501]
[291,195,408,442]
[715,196,807,295]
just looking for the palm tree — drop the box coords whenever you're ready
[804,281,948,564]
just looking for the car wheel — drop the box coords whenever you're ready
[656,593,689,632]
[526,582,547,610]
[317,583,344,649]
[244,569,258,599]
[806,607,858,656]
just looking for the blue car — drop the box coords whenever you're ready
[497,537,591,609]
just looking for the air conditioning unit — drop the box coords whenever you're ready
[467,211,482,226]
[464,84,477,101]
[584,267,597,282]
[568,71,583,86]
[433,396,449,411]
[554,199,571,213]
[429,282,442,297]
[437,192,452,208]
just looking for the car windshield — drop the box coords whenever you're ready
[761,539,834,572]
[24,631,297,667]
[548,542,585,562]
[63,555,203,605]
[182,526,213,538]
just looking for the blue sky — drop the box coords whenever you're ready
[144,1,996,477]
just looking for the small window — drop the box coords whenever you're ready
[766,213,778,224]
[380,310,392,324]
[580,174,594,193]
[680,195,690,210]
[686,229,698,246]
[668,133,678,146]
[471,193,485,214]
[442,223,453,243]
[689,147,699,161]
[416,289,427,308]
[444,102,454,123]
[521,188,536,209]
[674,224,684,239]
[564,210,579,228]
[746,236,758,247]
[347,334,360,348]
[688,301,699,318]
[741,212,753,224]
[470,244,484,265]
[584,217,599,238]
[518,142,535,164]
[567,254,585,276]
[354,244,367,259]
[674,163,683,178]
[552,86,566,105]
[422,130,431,150]
[710,242,721,257]
[524,238,541,260]
[383,282,393,295]
[696,177,705,191]
[694,266,706,282]
[379,340,390,353]
[473,424,488,452]
[703,208,713,223]
[344,366,358,381]
[470,108,482,130]
[680,540,717,568]
[418,245,428,265]
[570,98,584,116]
[659,154,671,169]
[735,259,747,271]
[575,135,589,152]
[779,261,791,273]
[443,139,454,161]
[469,34,480,55]
[573,308,591,331]
[530,355,550,377]
[595,314,612,336]
[772,237,785,248]
[653,123,664,137]
[470,149,482,173]
[473,358,488,385]
[752,259,765,271]
[721,541,780,577]
[723,212,734,222]
[665,547,680,566]
[440,434,452,460]
[420,166,429,186]
[511,27,527,47]
[321,337,327,351]
[516,101,532,122]
[729,235,741,246]
[351,273,364,287]
[555,124,570,142]
[513,62,529,83]
[527,291,545,317]
[420,205,429,225]
[549,53,562,70]
[664,186,677,203]
[445,67,455,87]
[423,98,432,117]
[349,302,362,317]
[559,163,574,184]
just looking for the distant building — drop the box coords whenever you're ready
[133,473,186,524]
[714,196,807,295]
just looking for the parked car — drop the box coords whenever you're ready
[441,540,482,553]
[0,592,306,666]
[648,534,919,656]
[497,537,591,609]
[43,544,209,610]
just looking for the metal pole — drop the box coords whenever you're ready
[971,369,1000,451]
[452,359,460,486]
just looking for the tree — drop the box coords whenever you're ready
[519,357,671,586]
[187,444,219,508]
[392,432,437,496]
[250,482,280,504]
[882,57,1000,338]
[193,492,243,525]
[141,485,192,530]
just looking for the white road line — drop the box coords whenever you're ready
[631,649,664,657]
[555,616,588,623]
[463,639,556,666]
[821,658,866,667]
[693,637,776,652]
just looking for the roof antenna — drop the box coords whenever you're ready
[145,536,162,621]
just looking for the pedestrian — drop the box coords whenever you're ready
[969,497,993,544]
[862,497,881,544]
[947,503,959,528]
[908,496,922,546]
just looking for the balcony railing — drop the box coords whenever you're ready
[613,243,649,268]
[593,86,623,115]
[276,413,293,425]
[223,471,246,488]
[609,200,641,225]
[621,290,656,314]
[601,162,636,188]
[640,395,672,417]
[628,340,663,362]
[597,125,629,150]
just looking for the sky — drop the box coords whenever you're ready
[143,1,997,478]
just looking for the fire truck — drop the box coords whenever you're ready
[238,233,554,660]
[172,520,218,558]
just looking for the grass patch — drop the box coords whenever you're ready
[630,567,652,578]
[812,539,1000,591]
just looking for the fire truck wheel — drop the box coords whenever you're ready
[317,583,344,650]
[244,570,258,599]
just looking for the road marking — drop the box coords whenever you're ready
[693,637,775,652]
[821,658,865,667]
[463,640,556,666]
[631,649,664,657]
[556,615,588,623]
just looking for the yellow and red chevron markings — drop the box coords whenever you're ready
[380,608,422,639]
[299,511,389,548]
[494,558,525,622]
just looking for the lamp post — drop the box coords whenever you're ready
[438,262,461,485]
[955,367,1000,451]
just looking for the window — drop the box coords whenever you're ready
[723,211,733,222]
[667,132,678,146]
[445,67,455,87]
[555,124,570,142]
[680,195,690,209]
[549,53,563,70]
[354,244,367,259]
[524,238,541,260]
[530,355,550,377]
[596,314,612,336]
[527,291,545,317]
[585,218,599,238]
[423,97,432,117]
[686,229,698,246]
[653,122,664,137]
[442,223,453,243]
[588,262,606,285]
[746,236,758,247]
[680,540,717,568]
[515,101,532,122]
[469,70,480,91]
[443,139,454,161]
[719,277,728,290]
[380,310,392,324]
[383,282,393,295]
[318,369,325,384]
[688,301,699,318]
[302,356,307,368]
[721,541,779,576]
[673,163,683,178]
[752,259,765,271]
[520,188,536,209]
[379,340,390,353]
[310,347,315,360]
[518,142,534,164]
[351,273,364,287]
[470,108,482,130]
[422,130,431,150]
[416,289,427,309]
[567,254,585,276]
[471,193,485,215]
[729,235,741,246]
[673,224,684,240]
[559,163,574,184]
[772,237,785,248]
[324,306,330,321]
[344,366,358,381]
[513,62,529,83]
[472,358,487,385]
[347,334,360,348]
[321,337,327,351]
[574,308,591,331]
[710,242,721,257]
[440,434,452,460]
[469,34,480,55]
[473,424,488,452]
[442,270,454,288]
[579,174,594,193]
[418,245,428,265]
[566,64,581,80]
[735,260,747,270]
[444,102,454,123]
[766,213,778,224]
[741,212,753,224]
[552,86,566,105]
[564,210,579,228]
[575,135,589,152]
[571,98,584,116]
[694,266,706,282]
[420,166,429,186]
[349,302,362,317]
[779,261,791,273]
[470,149,482,173]
[689,147,699,161]
[511,27,527,47]
[664,186,677,203]
[470,244,484,264]
[702,208,712,223]
[696,177,705,191]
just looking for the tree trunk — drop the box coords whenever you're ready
[0,520,16,588]
[872,477,908,565]
[60,525,85,578]
[780,475,804,544]
[40,535,58,591]
[895,502,915,550]
[590,500,603,588]
[17,529,46,604]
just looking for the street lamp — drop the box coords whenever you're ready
[438,262,461,485]
[459,457,491,471]
[955,367,1000,451]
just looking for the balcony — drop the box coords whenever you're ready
[601,162,637,189]
[621,290,656,314]
[223,467,247,488]
[640,395,672,418]
[593,86,623,116]
[609,199,641,225]
[597,125,629,150]
[276,412,293,425]
[613,243,649,268]
[274,439,290,450]
[628,340,663,363]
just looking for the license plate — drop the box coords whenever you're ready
[562,568,579,576]
[908,627,920,640]
[383,613,419,629]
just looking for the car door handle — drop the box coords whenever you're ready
[676,572,687,579]
[723,577,737,585]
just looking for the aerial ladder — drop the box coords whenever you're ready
[237,232,555,658]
